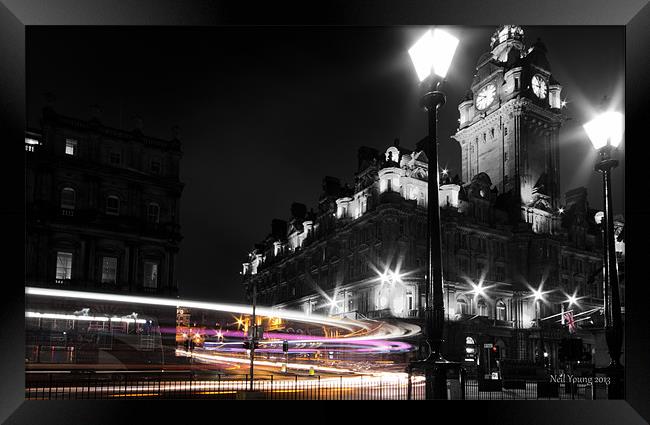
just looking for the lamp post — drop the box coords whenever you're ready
[532,288,547,368]
[407,28,460,400]
[583,110,624,399]
[248,280,257,392]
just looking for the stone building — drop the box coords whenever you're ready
[25,105,184,295]
[241,26,624,372]
[25,105,185,365]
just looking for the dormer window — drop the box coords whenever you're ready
[65,139,77,156]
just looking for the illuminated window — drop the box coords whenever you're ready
[106,196,120,215]
[101,256,117,284]
[61,187,76,209]
[456,298,468,315]
[25,138,39,152]
[147,203,160,223]
[477,299,488,316]
[496,300,507,321]
[56,251,73,281]
[65,139,77,156]
[144,261,159,288]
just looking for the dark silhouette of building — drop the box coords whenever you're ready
[25,104,184,295]
[25,104,185,366]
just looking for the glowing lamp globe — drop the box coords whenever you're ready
[583,111,624,150]
[408,29,459,81]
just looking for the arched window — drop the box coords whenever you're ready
[106,195,120,215]
[496,300,507,321]
[61,187,76,209]
[147,203,160,223]
[456,298,469,315]
[477,298,488,316]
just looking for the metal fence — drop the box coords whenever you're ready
[25,372,605,400]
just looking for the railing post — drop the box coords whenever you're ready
[270,375,273,400]
[407,367,412,400]
[318,375,321,400]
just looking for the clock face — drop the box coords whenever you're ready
[532,74,547,99]
[476,84,496,110]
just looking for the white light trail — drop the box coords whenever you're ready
[25,287,420,341]
[25,311,147,324]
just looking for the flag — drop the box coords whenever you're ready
[564,311,576,334]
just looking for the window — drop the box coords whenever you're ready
[61,187,76,209]
[476,262,485,279]
[514,78,519,91]
[65,139,77,156]
[495,265,505,281]
[496,300,507,321]
[147,203,160,223]
[101,257,118,284]
[106,196,120,215]
[56,251,73,281]
[109,152,121,165]
[477,299,488,317]
[144,261,159,288]
[150,160,161,174]
[457,298,469,315]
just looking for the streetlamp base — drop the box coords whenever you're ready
[606,362,625,399]
[409,357,463,400]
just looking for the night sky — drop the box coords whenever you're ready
[27,26,625,304]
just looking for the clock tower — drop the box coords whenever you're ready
[452,25,564,234]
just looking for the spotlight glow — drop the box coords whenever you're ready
[583,111,624,149]
[408,28,459,81]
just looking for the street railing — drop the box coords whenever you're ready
[24,372,606,400]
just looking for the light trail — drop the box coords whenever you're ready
[26,286,370,333]
[26,286,421,344]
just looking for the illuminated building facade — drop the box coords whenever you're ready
[241,26,624,372]
[25,105,184,295]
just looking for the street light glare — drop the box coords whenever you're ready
[408,29,459,81]
[583,111,624,149]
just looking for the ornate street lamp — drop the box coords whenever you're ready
[407,28,459,400]
[583,110,624,399]
[531,286,548,368]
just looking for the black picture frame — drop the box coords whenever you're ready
[1,1,649,423]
